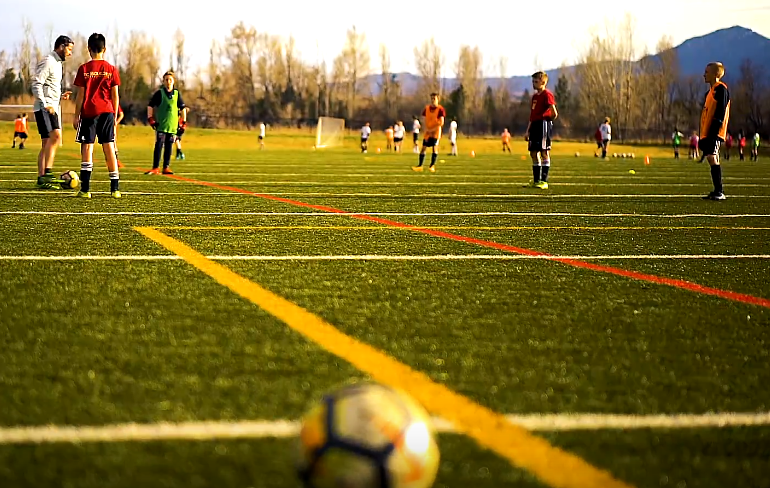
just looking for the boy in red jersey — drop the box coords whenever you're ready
[72,33,121,198]
[412,93,446,173]
[524,72,558,189]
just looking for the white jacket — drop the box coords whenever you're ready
[31,51,64,112]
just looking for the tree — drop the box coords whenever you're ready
[482,86,495,133]
[333,26,370,121]
[413,38,444,98]
[455,45,483,124]
[733,59,767,136]
[553,73,572,127]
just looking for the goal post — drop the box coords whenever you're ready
[315,116,345,148]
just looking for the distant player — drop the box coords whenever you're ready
[751,132,760,161]
[385,126,394,151]
[502,128,512,153]
[698,62,730,201]
[175,108,189,159]
[360,122,371,153]
[449,118,458,156]
[12,113,28,149]
[593,126,602,157]
[599,117,611,159]
[524,71,558,189]
[738,130,746,160]
[258,121,266,150]
[72,33,121,198]
[689,132,699,160]
[672,128,684,159]
[411,93,445,173]
[723,132,732,160]
[31,35,74,189]
[411,116,421,153]
[146,71,186,175]
[393,121,405,153]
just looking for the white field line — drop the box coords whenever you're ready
[2,191,769,198]
[1,412,769,444]
[2,254,770,261]
[1,211,769,218]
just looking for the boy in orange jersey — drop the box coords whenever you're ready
[699,62,730,201]
[524,71,558,189]
[385,125,394,151]
[412,92,445,173]
[12,113,28,149]
[501,128,512,153]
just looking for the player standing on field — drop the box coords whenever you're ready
[385,126,394,151]
[411,92,445,173]
[258,121,266,150]
[12,114,28,149]
[599,117,611,159]
[175,108,189,160]
[698,62,730,201]
[751,132,760,161]
[524,71,558,189]
[502,128,512,153]
[146,71,186,175]
[411,116,421,153]
[31,35,74,189]
[723,132,732,160]
[72,33,121,199]
[393,121,405,153]
[672,128,684,159]
[360,122,371,153]
[449,118,458,156]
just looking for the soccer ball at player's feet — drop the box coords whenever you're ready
[296,382,440,488]
[59,170,80,190]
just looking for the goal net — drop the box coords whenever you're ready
[315,116,345,148]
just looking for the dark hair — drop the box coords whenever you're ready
[163,71,176,80]
[22,113,27,117]
[87,33,106,53]
[16,114,21,118]
[54,35,73,49]
[430,92,439,97]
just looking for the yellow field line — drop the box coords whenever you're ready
[154,225,770,231]
[134,225,633,488]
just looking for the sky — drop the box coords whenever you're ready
[0,0,769,77]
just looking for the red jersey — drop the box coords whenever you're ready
[74,59,121,118]
[594,128,602,142]
[529,89,556,122]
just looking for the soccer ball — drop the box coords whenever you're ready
[621,153,627,158]
[470,150,476,157]
[296,382,440,488]
[574,152,580,157]
[630,153,635,158]
[613,153,618,158]
[60,170,80,190]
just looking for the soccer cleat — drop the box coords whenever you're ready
[145,168,160,175]
[75,191,92,198]
[429,166,436,173]
[411,166,423,172]
[180,153,185,160]
[36,181,59,190]
[703,192,726,201]
[175,154,180,160]
[111,191,122,199]
[535,181,549,189]
[162,167,174,175]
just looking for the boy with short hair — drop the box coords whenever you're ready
[72,33,121,198]
[12,114,28,149]
[360,122,371,153]
[698,62,730,201]
[502,128,512,153]
[146,71,186,175]
[524,71,558,189]
[412,92,445,173]
[393,121,405,153]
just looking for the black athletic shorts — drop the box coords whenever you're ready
[422,137,439,148]
[258,135,263,141]
[361,137,369,144]
[14,131,27,138]
[176,127,185,139]
[76,112,115,145]
[413,133,419,143]
[34,110,61,139]
[698,137,722,157]
[527,120,553,152]
[394,137,403,143]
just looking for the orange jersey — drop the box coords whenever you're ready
[501,131,510,143]
[700,81,730,140]
[385,128,394,140]
[421,104,446,138]
[14,118,26,132]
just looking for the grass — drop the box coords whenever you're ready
[1,122,770,487]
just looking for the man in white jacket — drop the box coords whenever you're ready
[31,35,73,189]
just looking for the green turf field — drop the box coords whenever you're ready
[1,123,770,488]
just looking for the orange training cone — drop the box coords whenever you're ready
[644,155,650,165]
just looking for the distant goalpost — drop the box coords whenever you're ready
[315,116,345,148]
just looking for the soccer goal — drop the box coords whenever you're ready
[315,116,345,148]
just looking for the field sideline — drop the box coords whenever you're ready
[1,123,769,488]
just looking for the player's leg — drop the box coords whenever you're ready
[162,133,175,174]
[525,123,543,187]
[76,115,98,197]
[97,113,121,197]
[147,130,163,174]
[601,140,608,159]
[412,137,430,171]
[12,132,17,148]
[20,133,27,150]
[702,139,724,200]
[175,128,185,159]
[429,140,439,171]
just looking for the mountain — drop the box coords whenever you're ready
[361,26,770,96]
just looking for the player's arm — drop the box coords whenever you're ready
[72,88,85,130]
[524,122,531,140]
[115,108,124,125]
[31,57,52,112]
[546,104,558,121]
[111,86,120,119]
[147,90,160,128]
[707,85,729,139]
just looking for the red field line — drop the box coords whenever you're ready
[155,172,770,309]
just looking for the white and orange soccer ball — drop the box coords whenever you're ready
[470,150,476,157]
[296,382,440,488]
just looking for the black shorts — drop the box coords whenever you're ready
[14,131,28,139]
[176,127,185,139]
[394,137,403,143]
[76,112,115,144]
[527,120,553,152]
[596,141,603,148]
[413,133,419,143]
[258,135,263,141]
[34,110,61,139]
[698,138,721,157]
[422,137,439,148]
[361,137,369,144]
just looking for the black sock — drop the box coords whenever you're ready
[418,153,425,166]
[541,165,550,181]
[175,147,179,156]
[430,153,437,167]
[44,168,52,175]
[80,162,93,193]
[109,171,119,192]
[710,164,723,194]
[163,135,173,168]
[153,138,162,168]
[532,165,541,182]
[37,175,44,184]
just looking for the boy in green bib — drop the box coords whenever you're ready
[146,71,186,174]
